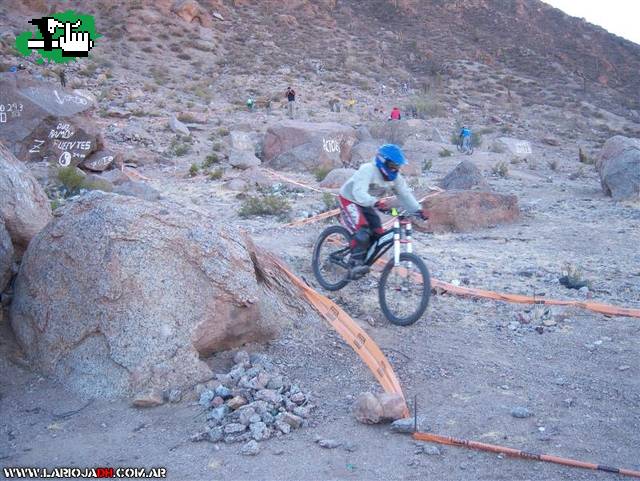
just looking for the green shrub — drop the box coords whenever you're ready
[209,168,224,180]
[579,147,594,164]
[313,166,332,182]
[404,94,444,119]
[217,127,230,137]
[57,166,85,193]
[202,153,220,168]
[492,161,509,178]
[322,192,336,211]
[438,148,452,158]
[239,194,291,217]
[189,163,199,177]
[423,159,433,171]
[169,136,192,157]
[212,142,223,152]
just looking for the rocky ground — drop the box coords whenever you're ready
[2,140,639,480]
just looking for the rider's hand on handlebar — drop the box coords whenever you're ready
[414,209,429,221]
[374,199,390,213]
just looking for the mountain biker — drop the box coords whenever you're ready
[338,144,428,279]
[459,126,472,150]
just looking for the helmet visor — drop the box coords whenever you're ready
[384,159,401,172]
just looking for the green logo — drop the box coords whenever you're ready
[15,10,99,64]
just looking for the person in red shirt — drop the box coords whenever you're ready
[390,107,401,120]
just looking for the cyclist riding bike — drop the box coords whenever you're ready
[459,126,472,151]
[338,144,428,279]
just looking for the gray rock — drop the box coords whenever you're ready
[440,160,489,191]
[238,407,257,426]
[256,389,283,404]
[224,423,247,434]
[113,180,160,201]
[250,421,269,441]
[0,143,52,256]
[266,375,284,390]
[240,440,260,456]
[596,136,640,200]
[0,219,14,293]
[275,420,290,434]
[167,388,182,403]
[207,406,230,422]
[261,412,275,425]
[233,350,251,365]
[318,438,341,449]
[169,114,190,136]
[82,149,120,172]
[229,150,261,170]
[511,407,534,418]
[214,385,232,399]
[207,426,224,442]
[416,445,442,455]
[292,406,311,418]
[390,417,417,434]
[496,137,533,158]
[199,389,215,407]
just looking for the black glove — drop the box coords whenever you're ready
[414,209,429,221]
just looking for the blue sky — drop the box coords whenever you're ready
[542,0,640,45]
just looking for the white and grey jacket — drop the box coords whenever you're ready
[339,161,421,212]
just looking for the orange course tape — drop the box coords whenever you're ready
[269,256,409,416]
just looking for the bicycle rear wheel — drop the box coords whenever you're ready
[378,252,431,326]
[312,225,352,291]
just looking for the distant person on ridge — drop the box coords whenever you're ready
[285,86,296,118]
[390,107,401,120]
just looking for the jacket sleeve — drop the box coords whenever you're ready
[392,175,421,212]
[351,166,377,207]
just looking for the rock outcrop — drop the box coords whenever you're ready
[263,121,357,172]
[440,160,489,190]
[10,192,311,399]
[596,136,640,201]
[0,142,52,256]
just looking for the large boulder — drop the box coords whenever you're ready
[262,121,357,172]
[0,75,95,163]
[171,0,213,27]
[0,142,52,255]
[229,149,261,170]
[349,141,378,167]
[18,117,100,167]
[0,219,13,293]
[495,137,532,158]
[422,191,520,232]
[10,192,310,398]
[81,149,121,172]
[596,136,640,201]
[319,168,355,188]
[440,160,489,190]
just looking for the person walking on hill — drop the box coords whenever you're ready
[286,86,296,119]
[390,106,401,121]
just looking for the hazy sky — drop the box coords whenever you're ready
[542,0,640,45]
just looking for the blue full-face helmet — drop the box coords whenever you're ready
[375,144,407,181]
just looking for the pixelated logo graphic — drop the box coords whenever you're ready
[15,10,99,64]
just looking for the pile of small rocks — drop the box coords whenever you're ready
[191,351,313,451]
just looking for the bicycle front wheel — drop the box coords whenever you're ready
[378,252,431,326]
[312,225,352,291]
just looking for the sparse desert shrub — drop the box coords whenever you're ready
[578,147,594,165]
[169,136,192,157]
[569,166,585,180]
[239,194,291,217]
[82,178,113,192]
[202,153,220,168]
[212,142,223,152]
[217,127,230,137]
[322,192,336,211]
[177,53,191,61]
[471,131,482,147]
[492,161,509,177]
[209,168,224,180]
[547,159,559,171]
[57,166,85,193]
[189,163,199,177]
[313,166,332,182]
[439,148,452,158]
[405,94,444,119]
[490,141,506,153]
[423,159,433,171]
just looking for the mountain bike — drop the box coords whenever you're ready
[457,136,474,155]
[312,208,431,326]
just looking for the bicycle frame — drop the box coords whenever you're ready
[363,211,413,267]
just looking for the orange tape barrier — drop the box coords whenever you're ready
[413,431,640,478]
[370,260,640,319]
[262,168,334,194]
[269,255,409,416]
[430,279,640,318]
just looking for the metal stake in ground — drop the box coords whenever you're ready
[413,431,640,479]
